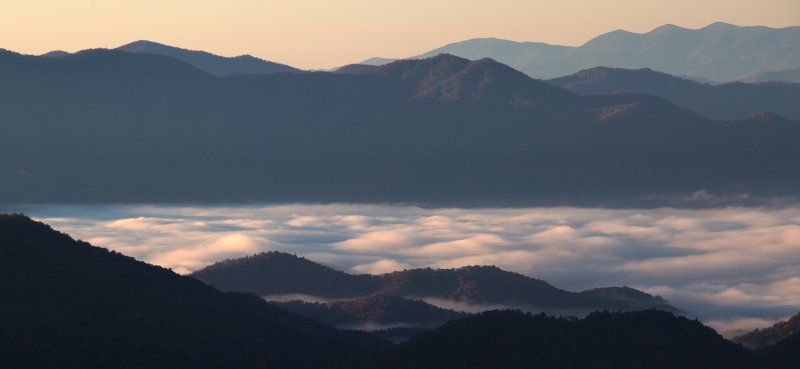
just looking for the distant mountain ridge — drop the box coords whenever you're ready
[2,50,800,206]
[191,251,678,313]
[547,66,800,120]
[117,40,302,76]
[404,23,800,81]
[740,68,800,83]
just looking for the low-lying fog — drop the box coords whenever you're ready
[15,203,800,336]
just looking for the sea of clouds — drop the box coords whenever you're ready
[18,203,800,335]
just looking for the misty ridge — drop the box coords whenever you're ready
[190,251,678,331]
[2,26,800,207]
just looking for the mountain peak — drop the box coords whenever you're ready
[357,54,574,105]
[703,21,738,30]
[117,40,301,76]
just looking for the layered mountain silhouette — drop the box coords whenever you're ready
[407,23,800,81]
[0,215,389,369]
[117,40,302,76]
[191,252,678,314]
[547,66,800,120]
[2,50,800,206]
[733,312,800,349]
[3,215,799,368]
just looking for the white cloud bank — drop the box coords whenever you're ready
[22,203,800,334]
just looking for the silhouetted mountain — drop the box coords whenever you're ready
[412,23,800,81]
[273,295,466,328]
[741,68,800,83]
[192,252,678,313]
[548,66,800,120]
[393,310,755,369]
[192,252,379,298]
[117,40,302,76]
[0,214,389,369]
[2,50,800,207]
[733,312,800,349]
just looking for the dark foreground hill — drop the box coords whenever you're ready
[0,214,389,369]
[1,50,800,207]
[192,252,678,314]
[393,310,754,369]
[733,312,800,349]
[548,66,800,120]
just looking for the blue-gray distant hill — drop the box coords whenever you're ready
[408,23,800,82]
[548,67,800,120]
[117,40,302,76]
[1,50,799,207]
[740,68,800,83]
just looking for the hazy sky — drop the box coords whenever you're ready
[2,0,798,69]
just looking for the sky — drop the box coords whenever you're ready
[1,0,798,69]
[23,203,800,335]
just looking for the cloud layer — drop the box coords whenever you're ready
[21,203,800,334]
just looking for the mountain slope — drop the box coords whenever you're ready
[548,66,800,120]
[393,310,754,369]
[414,23,800,81]
[0,214,388,369]
[118,40,302,76]
[2,50,800,206]
[733,312,800,349]
[192,252,678,313]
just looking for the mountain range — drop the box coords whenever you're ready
[3,214,798,368]
[191,251,679,318]
[405,22,800,82]
[547,66,800,120]
[43,40,302,76]
[2,49,799,207]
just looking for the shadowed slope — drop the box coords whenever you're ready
[0,215,389,369]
